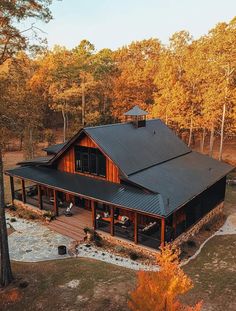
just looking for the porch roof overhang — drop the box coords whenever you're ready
[6,166,165,218]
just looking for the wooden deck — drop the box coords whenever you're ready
[47,206,92,241]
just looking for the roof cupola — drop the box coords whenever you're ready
[124,105,148,128]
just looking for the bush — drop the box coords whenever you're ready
[9,205,17,211]
[186,240,197,248]
[114,245,126,253]
[10,218,16,222]
[129,251,139,261]
[94,239,103,247]
[43,211,55,220]
[204,224,211,231]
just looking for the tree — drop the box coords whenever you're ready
[128,244,202,311]
[0,0,53,287]
[112,39,161,119]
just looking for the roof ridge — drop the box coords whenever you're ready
[84,118,160,130]
[128,151,192,177]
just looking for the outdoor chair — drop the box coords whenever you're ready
[64,202,73,217]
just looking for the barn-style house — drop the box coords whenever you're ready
[6,106,233,250]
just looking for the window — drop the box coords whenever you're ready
[74,146,106,177]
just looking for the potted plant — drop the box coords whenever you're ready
[43,211,55,223]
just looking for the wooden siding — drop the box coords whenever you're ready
[57,133,120,183]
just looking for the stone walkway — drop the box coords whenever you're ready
[6,213,73,262]
[6,210,236,270]
[6,213,157,270]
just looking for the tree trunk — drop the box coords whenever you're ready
[81,80,85,127]
[188,115,193,147]
[29,128,34,159]
[0,148,13,287]
[219,103,226,161]
[200,127,206,153]
[209,124,214,157]
[19,134,23,151]
[62,106,66,143]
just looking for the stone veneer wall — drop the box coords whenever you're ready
[13,199,45,216]
[97,230,159,258]
[172,201,224,246]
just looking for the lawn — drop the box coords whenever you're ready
[0,258,136,311]
[183,234,236,311]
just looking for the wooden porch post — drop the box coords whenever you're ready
[9,176,15,204]
[161,218,165,247]
[53,189,58,216]
[91,200,96,229]
[38,185,43,210]
[134,212,138,244]
[21,179,26,203]
[110,206,114,236]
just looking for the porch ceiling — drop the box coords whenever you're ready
[6,166,165,218]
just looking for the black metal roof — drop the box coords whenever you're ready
[124,105,148,116]
[17,156,54,166]
[84,119,190,176]
[6,166,165,217]
[43,142,67,155]
[128,151,233,216]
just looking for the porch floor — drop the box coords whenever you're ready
[47,206,92,241]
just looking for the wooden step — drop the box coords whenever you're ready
[47,223,84,241]
[50,220,85,235]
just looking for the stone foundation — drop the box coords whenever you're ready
[13,199,45,216]
[97,230,159,258]
[173,201,224,246]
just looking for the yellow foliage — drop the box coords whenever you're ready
[128,244,202,311]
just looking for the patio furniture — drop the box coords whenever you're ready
[139,221,158,235]
[26,185,37,197]
[64,202,73,217]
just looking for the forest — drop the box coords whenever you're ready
[1,18,236,161]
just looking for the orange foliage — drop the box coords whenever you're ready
[128,244,202,311]
[0,288,22,304]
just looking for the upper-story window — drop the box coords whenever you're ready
[74,146,106,177]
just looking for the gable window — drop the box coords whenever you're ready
[74,146,106,177]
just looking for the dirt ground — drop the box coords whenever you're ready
[0,258,136,311]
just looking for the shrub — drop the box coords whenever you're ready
[129,251,139,261]
[9,205,17,211]
[186,240,197,248]
[94,239,103,247]
[203,224,211,231]
[10,218,16,222]
[43,211,55,220]
[114,245,126,253]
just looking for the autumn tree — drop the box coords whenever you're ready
[112,39,161,119]
[128,244,202,311]
[0,0,53,287]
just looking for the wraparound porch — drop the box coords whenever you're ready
[9,175,171,250]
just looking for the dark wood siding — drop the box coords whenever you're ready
[173,176,226,237]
